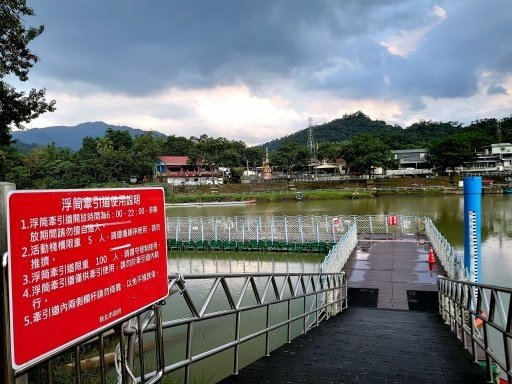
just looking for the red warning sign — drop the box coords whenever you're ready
[7,188,168,370]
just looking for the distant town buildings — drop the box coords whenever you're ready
[153,142,512,185]
[458,143,512,175]
[153,156,222,186]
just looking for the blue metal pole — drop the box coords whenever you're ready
[463,176,482,283]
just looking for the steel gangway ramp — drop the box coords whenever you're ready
[220,240,488,384]
[220,307,486,384]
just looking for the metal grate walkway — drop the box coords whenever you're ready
[220,307,487,384]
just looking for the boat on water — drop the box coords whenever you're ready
[504,188,512,194]
[166,200,256,208]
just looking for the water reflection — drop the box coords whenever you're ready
[169,250,323,275]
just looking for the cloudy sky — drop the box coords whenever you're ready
[13,0,512,145]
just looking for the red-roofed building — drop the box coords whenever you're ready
[153,156,221,185]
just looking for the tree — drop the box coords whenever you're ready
[217,149,241,168]
[131,132,165,180]
[0,144,24,181]
[0,1,56,146]
[105,128,133,151]
[341,134,396,177]
[271,142,310,174]
[73,137,101,185]
[242,146,264,167]
[317,142,340,162]
[428,135,476,178]
[162,135,192,155]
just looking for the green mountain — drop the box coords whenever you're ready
[11,121,165,151]
[262,112,512,150]
[263,112,402,150]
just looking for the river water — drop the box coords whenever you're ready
[166,194,512,286]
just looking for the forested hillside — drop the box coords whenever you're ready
[3,111,512,189]
[263,112,512,151]
[264,112,401,150]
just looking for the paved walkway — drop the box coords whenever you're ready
[343,240,444,310]
[220,307,486,384]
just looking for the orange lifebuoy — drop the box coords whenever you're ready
[388,215,397,226]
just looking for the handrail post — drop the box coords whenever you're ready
[265,305,270,356]
[284,217,288,243]
[233,312,241,375]
[1,182,16,384]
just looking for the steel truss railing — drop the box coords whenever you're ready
[166,214,428,244]
[338,214,422,241]
[11,271,347,384]
[438,277,512,384]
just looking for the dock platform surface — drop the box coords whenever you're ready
[343,240,444,310]
[220,307,486,384]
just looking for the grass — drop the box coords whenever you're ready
[169,189,373,204]
[373,188,445,196]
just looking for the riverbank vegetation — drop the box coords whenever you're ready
[170,189,374,204]
[3,113,512,190]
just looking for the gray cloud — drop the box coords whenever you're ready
[488,85,507,96]
[27,0,512,112]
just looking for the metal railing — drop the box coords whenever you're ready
[339,214,423,240]
[425,218,466,279]
[9,271,346,384]
[166,215,347,244]
[167,214,465,280]
[438,277,512,383]
[3,214,464,383]
[331,215,465,280]
[166,214,427,245]
[321,222,357,274]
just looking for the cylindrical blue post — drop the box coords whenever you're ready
[463,177,482,282]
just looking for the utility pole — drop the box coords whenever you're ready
[307,117,317,161]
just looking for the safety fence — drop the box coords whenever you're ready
[166,215,425,245]
[321,222,358,274]
[337,215,465,279]
[425,218,467,280]
[337,215,426,241]
[438,277,512,384]
[167,215,347,243]
[166,214,465,279]
[8,271,347,384]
